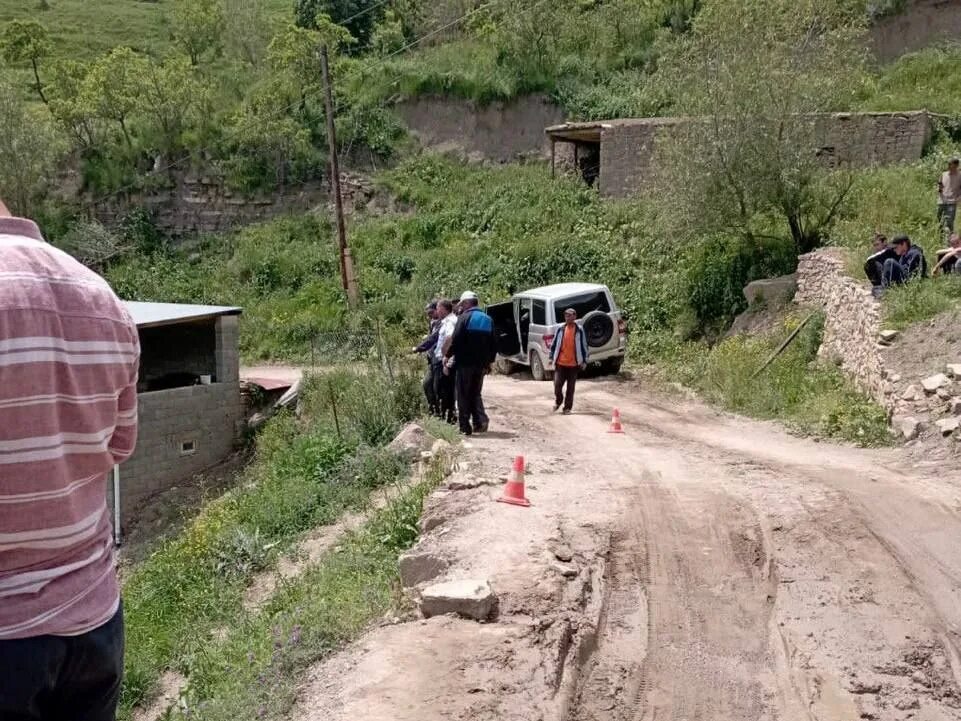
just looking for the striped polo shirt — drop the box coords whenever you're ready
[0,217,139,640]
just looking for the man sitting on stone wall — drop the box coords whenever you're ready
[932,233,961,276]
[864,232,897,289]
[881,235,927,291]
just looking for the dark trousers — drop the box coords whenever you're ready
[882,257,909,287]
[864,259,884,287]
[554,365,579,411]
[422,363,438,415]
[455,366,489,434]
[0,604,124,721]
[431,362,456,423]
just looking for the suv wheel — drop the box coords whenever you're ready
[530,351,551,381]
[603,357,624,375]
[583,311,615,348]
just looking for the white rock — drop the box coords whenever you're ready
[894,416,921,441]
[922,374,950,394]
[951,398,961,416]
[935,418,960,437]
[550,561,578,579]
[388,422,434,462]
[419,579,495,621]
[947,364,961,379]
[902,384,922,401]
[879,330,899,343]
[938,387,953,400]
[398,550,449,588]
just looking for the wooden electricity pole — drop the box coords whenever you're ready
[320,45,359,308]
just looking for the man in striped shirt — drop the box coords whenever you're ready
[0,199,139,721]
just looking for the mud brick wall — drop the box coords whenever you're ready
[111,315,243,529]
[795,248,895,412]
[596,112,933,199]
[871,0,961,62]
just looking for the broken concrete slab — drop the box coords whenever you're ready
[935,417,960,437]
[893,416,921,441]
[419,579,495,621]
[879,329,899,343]
[922,374,950,394]
[399,550,450,588]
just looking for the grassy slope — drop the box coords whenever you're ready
[0,0,291,59]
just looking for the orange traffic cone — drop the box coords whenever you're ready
[497,456,531,507]
[608,408,625,434]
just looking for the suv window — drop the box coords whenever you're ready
[553,292,611,323]
[532,300,546,325]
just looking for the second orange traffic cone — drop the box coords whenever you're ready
[497,455,531,507]
[608,408,625,434]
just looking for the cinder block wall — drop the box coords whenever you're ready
[112,314,243,529]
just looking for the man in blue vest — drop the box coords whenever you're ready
[445,291,497,436]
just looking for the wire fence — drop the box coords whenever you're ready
[306,321,406,384]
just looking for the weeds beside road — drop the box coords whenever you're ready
[118,363,436,720]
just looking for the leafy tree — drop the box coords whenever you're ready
[294,0,380,48]
[47,59,102,150]
[84,47,149,149]
[370,10,405,56]
[170,0,225,66]
[140,56,204,158]
[1,21,51,103]
[654,0,869,254]
[0,77,64,215]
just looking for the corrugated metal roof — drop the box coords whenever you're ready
[124,301,242,329]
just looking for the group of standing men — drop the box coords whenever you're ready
[414,291,497,436]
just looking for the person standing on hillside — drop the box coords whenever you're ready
[0,198,140,721]
[412,301,440,416]
[432,299,457,425]
[937,158,961,236]
[549,308,589,415]
[446,291,497,436]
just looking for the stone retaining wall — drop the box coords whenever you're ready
[795,248,895,412]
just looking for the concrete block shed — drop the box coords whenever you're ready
[107,301,244,537]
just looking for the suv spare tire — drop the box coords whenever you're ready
[582,311,614,348]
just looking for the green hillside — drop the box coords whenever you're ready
[0,0,289,60]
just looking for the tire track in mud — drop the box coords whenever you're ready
[569,476,781,721]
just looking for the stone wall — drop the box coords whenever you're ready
[871,0,961,62]
[396,94,566,163]
[595,112,934,199]
[795,248,895,412]
[112,315,243,529]
[93,173,377,238]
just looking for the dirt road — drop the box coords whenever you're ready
[292,374,961,721]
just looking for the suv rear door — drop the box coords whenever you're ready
[553,288,620,352]
[487,301,520,358]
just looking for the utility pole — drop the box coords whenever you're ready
[320,45,359,308]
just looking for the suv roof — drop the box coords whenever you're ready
[518,282,608,299]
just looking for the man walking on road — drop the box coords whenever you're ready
[550,308,589,415]
[446,291,497,436]
[0,199,140,721]
[432,299,457,424]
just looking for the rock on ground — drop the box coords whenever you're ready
[388,422,435,462]
[935,417,960,436]
[743,274,798,306]
[947,363,961,378]
[419,579,495,621]
[893,416,921,441]
[398,549,450,588]
[922,374,950,393]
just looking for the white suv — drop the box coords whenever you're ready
[487,283,627,380]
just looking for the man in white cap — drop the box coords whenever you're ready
[445,291,497,436]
